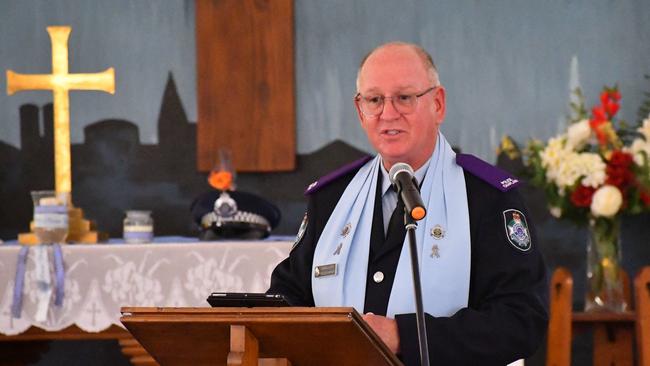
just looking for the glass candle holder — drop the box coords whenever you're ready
[123,210,154,243]
[31,190,69,244]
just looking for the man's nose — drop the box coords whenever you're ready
[380,98,401,119]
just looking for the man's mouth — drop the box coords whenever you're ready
[382,129,403,136]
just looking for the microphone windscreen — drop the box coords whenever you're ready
[389,162,414,184]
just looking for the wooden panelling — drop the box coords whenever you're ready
[196,0,295,172]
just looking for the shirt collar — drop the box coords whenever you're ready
[380,156,431,195]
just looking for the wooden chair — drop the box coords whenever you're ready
[546,266,650,366]
[635,266,650,366]
[546,267,573,366]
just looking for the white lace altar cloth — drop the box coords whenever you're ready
[0,239,292,335]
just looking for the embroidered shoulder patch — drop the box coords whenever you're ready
[456,153,521,192]
[304,155,372,195]
[503,209,531,251]
[292,212,308,251]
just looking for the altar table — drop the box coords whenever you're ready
[0,238,292,364]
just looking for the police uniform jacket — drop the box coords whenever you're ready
[268,157,548,366]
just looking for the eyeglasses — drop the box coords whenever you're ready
[354,86,437,117]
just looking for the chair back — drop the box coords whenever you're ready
[635,266,650,366]
[545,267,573,366]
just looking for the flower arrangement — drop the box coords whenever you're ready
[520,86,650,224]
[501,85,650,311]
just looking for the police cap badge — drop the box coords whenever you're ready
[191,190,281,240]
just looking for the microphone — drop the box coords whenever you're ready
[389,163,426,221]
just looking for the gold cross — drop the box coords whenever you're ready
[6,26,115,195]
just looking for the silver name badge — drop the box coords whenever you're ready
[314,263,337,278]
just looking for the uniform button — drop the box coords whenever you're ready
[373,271,384,283]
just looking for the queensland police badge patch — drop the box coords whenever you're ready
[503,209,531,251]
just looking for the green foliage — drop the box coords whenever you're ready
[569,87,589,124]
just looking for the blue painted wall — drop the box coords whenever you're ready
[1,0,649,159]
[0,0,196,148]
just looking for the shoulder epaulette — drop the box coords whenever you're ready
[456,153,522,192]
[305,155,373,195]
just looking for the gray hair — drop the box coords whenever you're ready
[355,42,440,92]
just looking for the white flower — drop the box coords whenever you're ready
[578,153,607,188]
[549,151,606,189]
[566,119,591,149]
[554,152,582,187]
[627,138,650,167]
[591,185,623,217]
[540,136,569,184]
[549,206,562,218]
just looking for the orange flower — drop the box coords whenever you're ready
[208,171,233,190]
[589,118,608,145]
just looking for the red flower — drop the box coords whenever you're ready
[605,100,619,117]
[600,91,610,106]
[571,185,596,207]
[611,90,621,101]
[592,105,607,121]
[606,166,634,189]
[641,191,650,207]
[609,150,633,167]
[606,151,635,190]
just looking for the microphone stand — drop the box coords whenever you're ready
[404,204,430,366]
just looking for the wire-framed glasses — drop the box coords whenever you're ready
[354,86,437,117]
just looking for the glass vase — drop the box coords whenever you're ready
[31,190,69,244]
[585,217,627,312]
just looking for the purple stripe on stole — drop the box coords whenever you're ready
[304,155,372,195]
[455,153,522,192]
[11,246,29,318]
[53,244,65,306]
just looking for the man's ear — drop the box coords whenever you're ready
[433,86,446,123]
[354,99,366,126]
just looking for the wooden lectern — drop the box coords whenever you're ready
[120,307,403,366]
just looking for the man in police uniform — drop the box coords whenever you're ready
[268,42,547,365]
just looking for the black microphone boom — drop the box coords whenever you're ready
[390,162,431,365]
[389,163,427,220]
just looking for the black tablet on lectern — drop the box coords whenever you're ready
[206,292,290,307]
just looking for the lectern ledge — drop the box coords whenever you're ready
[120,307,403,366]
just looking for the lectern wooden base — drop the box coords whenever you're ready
[227,325,292,366]
[18,206,107,245]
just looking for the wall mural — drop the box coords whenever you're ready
[1,1,650,364]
